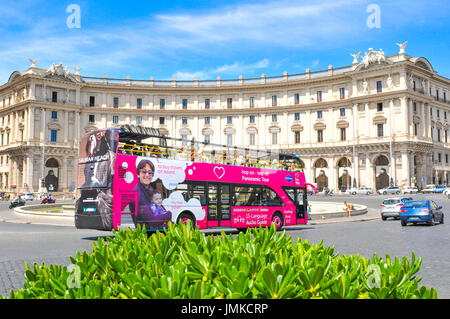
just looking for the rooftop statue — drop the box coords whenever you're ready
[396,41,408,54]
[360,48,386,69]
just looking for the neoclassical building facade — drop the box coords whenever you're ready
[1,44,449,194]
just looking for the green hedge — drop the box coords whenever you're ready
[3,222,437,299]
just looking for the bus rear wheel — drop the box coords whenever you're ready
[177,212,196,229]
[271,213,284,231]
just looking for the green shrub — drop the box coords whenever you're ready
[3,222,438,299]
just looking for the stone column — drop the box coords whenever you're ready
[401,152,410,187]
[60,157,68,192]
[28,106,35,142]
[400,96,409,138]
[74,111,80,148]
[26,155,34,191]
[426,153,433,184]
[64,111,69,144]
[10,157,16,189]
[329,157,336,191]
[421,101,426,137]
[367,155,375,189]
[29,82,36,100]
[11,111,16,143]
[75,88,81,105]
[426,103,432,138]
[408,98,414,137]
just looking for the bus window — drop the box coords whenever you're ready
[296,189,305,206]
[284,188,295,203]
[261,187,283,206]
[245,187,261,206]
[170,182,207,205]
[188,182,207,206]
[234,186,251,206]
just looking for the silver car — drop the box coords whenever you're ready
[380,197,413,220]
[422,184,436,194]
[403,186,418,194]
[377,186,401,195]
[349,187,373,195]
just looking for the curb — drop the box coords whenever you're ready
[308,216,379,225]
[308,207,380,225]
[309,201,368,220]
[14,204,74,218]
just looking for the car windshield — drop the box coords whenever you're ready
[382,199,400,205]
[402,201,428,208]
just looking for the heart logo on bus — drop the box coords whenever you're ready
[213,166,225,179]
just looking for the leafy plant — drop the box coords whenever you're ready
[2,222,438,299]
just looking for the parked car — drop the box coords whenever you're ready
[443,188,450,198]
[422,184,436,193]
[433,185,447,193]
[380,197,413,220]
[377,186,401,195]
[20,193,34,201]
[348,187,373,195]
[399,200,444,226]
[403,186,419,194]
[9,197,26,209]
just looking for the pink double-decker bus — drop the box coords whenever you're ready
[75,125,314,232]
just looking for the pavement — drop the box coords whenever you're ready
[1,199,380,227]
[0,201,75,227]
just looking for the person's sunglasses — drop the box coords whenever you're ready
[139,169,154,175]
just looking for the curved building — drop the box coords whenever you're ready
[0,44,449,194]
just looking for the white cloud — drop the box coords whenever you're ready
[172,58,270,80]
[154,0,360,47]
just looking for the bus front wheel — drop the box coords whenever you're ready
[177,212,196,229]
[271,213,284,231]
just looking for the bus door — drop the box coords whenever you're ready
[297,187,307,220]
[283,187,307,220]
[207,183,231,227]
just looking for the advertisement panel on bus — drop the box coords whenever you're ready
[75,129,118,231]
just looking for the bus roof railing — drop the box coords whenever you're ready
[116,124,301,162]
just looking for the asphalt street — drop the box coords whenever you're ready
[0,193,448,298]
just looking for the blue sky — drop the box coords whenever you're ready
[0,0,449,83]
